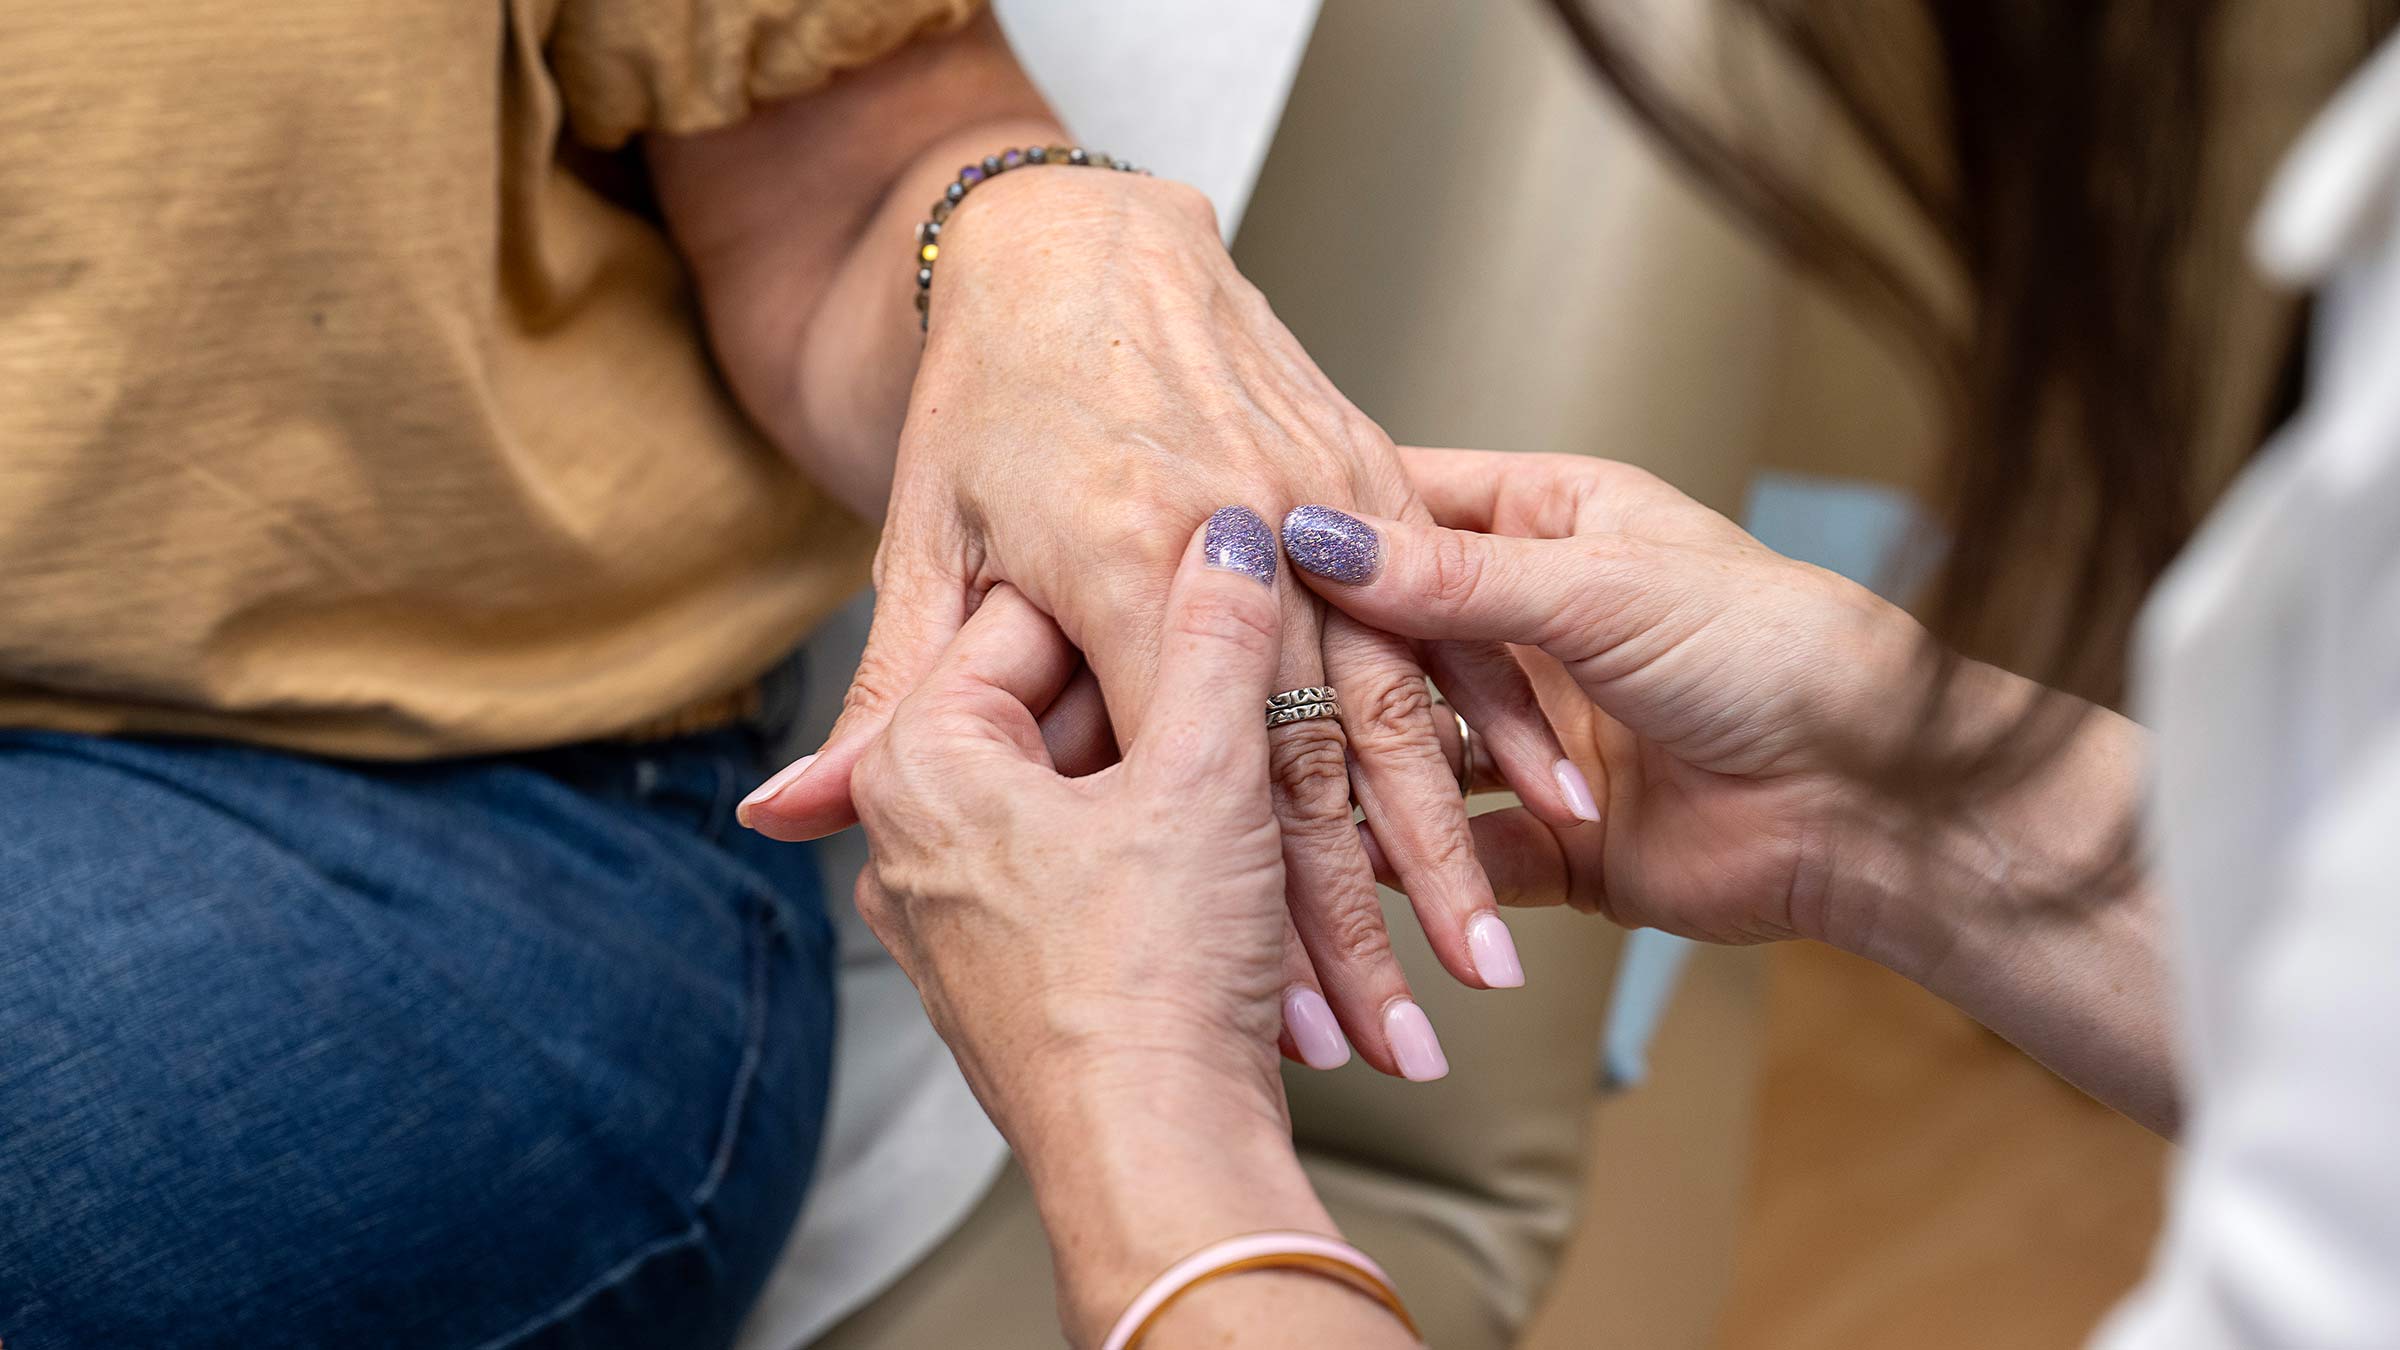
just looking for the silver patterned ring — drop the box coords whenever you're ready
[1265,685,1340,729]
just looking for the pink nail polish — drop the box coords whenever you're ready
[738,753,819,817]
[1383,1000,1449,1081]
[1553,758,1601,823]
[1468,913,1526,988]
[1283,988,1351,1070]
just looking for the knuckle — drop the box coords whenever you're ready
[860,840,947,915]
[1410,823,1482,879]
[1537,534,1650,648]
[850,738,966,864]
[1605,461,1673,498]
[1523,451,1650,509]
[1268,719,1352,818]
[867,536,899,592]
[848,756,914,841]
[1342,669,1435,753]
[861,720,937,801]
[1081,493,1189,569]
[1423,527,1489,613]
[867,527,938,595]
[849,741,893,807]
[1541,451,1629,489]
[1170,589,1279,660]
[842,654,911,721]
[1524,451,1597,479]
[852,870,900,936]
[1315,894,1396,971]
[1336,408,1399,464]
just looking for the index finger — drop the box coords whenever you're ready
[1281,504,1627,655]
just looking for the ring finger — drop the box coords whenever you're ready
[1320,610,1523,992]
[1266,589,1449,1082]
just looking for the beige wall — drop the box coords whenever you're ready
[1234,0,1774,513]
[1232,0,1938,516]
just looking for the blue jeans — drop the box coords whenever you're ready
[0,725,835,1349]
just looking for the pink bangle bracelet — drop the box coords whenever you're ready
[1098,1229,1419,1350]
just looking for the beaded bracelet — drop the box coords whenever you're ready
[913,145,1148,330]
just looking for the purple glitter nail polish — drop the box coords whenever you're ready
[1282,506,1381,584]
[1204,506,1277,587]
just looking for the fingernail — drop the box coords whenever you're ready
[1554,758,1600,823]
[1383,1000,1450,1081]
[1468,913,1526,988]
[1203,505,1277,587]
[1281,505,1382,584]
[737,753,819,820]
[1283,988,1351,1070]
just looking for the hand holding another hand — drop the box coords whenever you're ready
[853,453,2168,1343]
[847,512,1358,1340]
[745,167,1592,1079]
[1293,448,2145,1004]
[848,515,1293,1136]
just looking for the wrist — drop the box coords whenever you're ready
[942,156,1217,247]
[929,161,1224,321]
[1833,695,2178,1132]
[1832,674,2150,986]
[780,117,1068,509]
[1011,1059,1329,1345]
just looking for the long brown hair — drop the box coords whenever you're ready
[1545,0,2393,807]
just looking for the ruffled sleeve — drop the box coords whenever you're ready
[546,0,984,148]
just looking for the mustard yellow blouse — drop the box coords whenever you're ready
[0,0,975,756]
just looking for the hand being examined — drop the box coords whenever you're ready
[737,166,1595,1079]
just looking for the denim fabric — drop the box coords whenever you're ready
[0,725,834,1349]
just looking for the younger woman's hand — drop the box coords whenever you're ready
[1288,448,2136,981]
[740,166,1586,1079]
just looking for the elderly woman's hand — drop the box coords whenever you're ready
[745,169,1590,1079]
[849,510,1379,1341]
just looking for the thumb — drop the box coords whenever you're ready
[1128,506,1285,789]
[1280,504,1662,663]
[738,551,969,842]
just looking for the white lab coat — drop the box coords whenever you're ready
[2100,30,2400,1349]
